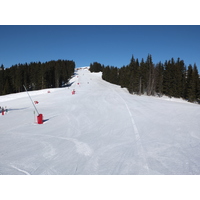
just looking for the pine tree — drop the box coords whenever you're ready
[163,60,173,97]
[3,69,13,95]
[139,58,147,94]
[90,62,103,72]
[128,56,140,94]
[176,58,186,98]
[186,65,195,102]
[188,64,199,102]
[0,64,5,95]
[155,62,164,96]
[145,54,156,96]
[118,66,128,88]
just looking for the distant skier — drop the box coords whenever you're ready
[2,107,4,115]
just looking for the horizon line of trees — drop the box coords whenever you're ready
[90,55,200,103]
[0,59,75,96]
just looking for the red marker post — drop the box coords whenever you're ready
[37,114,43,124]
[72,89,75,95]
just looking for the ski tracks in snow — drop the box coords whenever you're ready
[38,134,93,157]
[69,138,93,157]
[112,89,150,174]
[11,165,31,175]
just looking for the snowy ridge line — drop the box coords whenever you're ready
[112,88,150,174]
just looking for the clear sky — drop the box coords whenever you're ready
[1,25,200,70]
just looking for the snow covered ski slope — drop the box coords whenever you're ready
[1,67,200,175]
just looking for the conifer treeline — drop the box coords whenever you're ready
[0,60,75,95]
[90,54,200,102]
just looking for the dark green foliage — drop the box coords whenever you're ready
[1,54,200,103]
[186,64,199,102]
[0,60,75,95]
[145,54,156,96]
[101,54,200,103]
[2,68,13,95]
[128,56,140,94]
[0,65,5,94]
[155,62,164,95]
[102,66,119,85]
[163,58,186,98]
[89,62,103,72]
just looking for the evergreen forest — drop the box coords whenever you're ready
[1,55,200,103]
[0,60,75,95]
[90,55,200,103]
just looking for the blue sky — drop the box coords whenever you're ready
[1,25,200,70]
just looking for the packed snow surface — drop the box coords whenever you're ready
[1,67,200,175]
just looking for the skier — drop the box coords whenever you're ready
[2,107,4,115]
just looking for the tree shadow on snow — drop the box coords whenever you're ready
[62,81,75,88]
